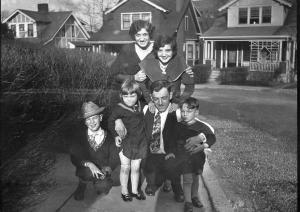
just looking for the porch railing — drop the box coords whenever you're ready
[249,61,282,72]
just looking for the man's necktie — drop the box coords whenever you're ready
[150,112,161,153]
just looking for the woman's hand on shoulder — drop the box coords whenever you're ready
[115,136,122,147]
[168,103,179,113]
[185,66,194,78]
[148,101,156,113]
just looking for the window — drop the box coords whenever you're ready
[239,8,248,24]
[28,24,33,37]
[71,25,75,37]
[10,24,16,36]
[121,12,151,30]
[61,26,65,37]
[250,7,259,24]
[19,24,24,31]
[122,14,131,30]
[185,16,189,31]
[187,44,193,59]
[262,6,271,23]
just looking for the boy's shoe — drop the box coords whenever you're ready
[191,197,203,208]
[162,180,172,192]
[121,193,133,201]
[174,192,184,202]
[145,185,155,196]
[74,181,87,201]
[184,202,193,212]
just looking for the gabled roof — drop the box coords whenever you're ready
[105,0,169,15]
[90,0,199,43]
[202,0,296,40]
[3,9,90,45]
[218,0,292,11]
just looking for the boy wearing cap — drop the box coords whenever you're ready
[69,101,119,200]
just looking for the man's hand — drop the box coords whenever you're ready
[134,70,146,82]
[148,101,156,113]
[115,136,122,147]
[165,153,175,160]
[185,135,206,154]
[85,162,105,180]
[102,166,112,175]
[168,103,179,113]
[115,119,127,139]
[185,66,194,78]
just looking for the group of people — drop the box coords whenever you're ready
[69,20,216,212]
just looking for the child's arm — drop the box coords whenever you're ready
[178,71,195,103]
[108,106,124,138]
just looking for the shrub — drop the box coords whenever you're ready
[247,71,274,86]
[1,40,114,91]
[192,64,211,84]
[219,67,248,84]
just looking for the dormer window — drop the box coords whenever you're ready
[239,8,248,24]
[121,12,151,30]
[238,6,272,25]
[262,6,271,23]
[250,7,259,24]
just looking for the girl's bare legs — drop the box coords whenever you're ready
[130,159,142,194]
[119,151,131,195]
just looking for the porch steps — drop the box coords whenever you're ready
[208,69,220,83]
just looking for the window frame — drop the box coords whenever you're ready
[10,24,16,36]
[238,8,248,24]
[262,6,272,23]
[28,23,33,37]
[185,15,189,31]
[121,12,152,30]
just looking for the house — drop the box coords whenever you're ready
[200,0,297,82]
[2,3,90,48]
[87,0,201,66]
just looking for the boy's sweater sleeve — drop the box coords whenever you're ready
[178,72,195,103]
[200,122,216,148]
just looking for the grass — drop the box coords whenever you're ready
[193,88,297,211]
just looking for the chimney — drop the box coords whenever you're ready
[38,3,49,13]
[176,0,184,12]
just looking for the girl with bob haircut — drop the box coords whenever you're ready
[108,79,148,202]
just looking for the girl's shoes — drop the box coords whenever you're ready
[131,192,146,200]
[121,193,132,201]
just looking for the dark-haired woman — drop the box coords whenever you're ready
[139,34,195,112]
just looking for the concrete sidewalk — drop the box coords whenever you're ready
[26,153,234,212]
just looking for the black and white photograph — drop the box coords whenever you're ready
[1,0,297,211]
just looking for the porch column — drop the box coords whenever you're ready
[279,41,282,61]
[241,49,244,66]
[220,44,224,68]
[225,45,228,68]
[211,41,214,59]
[292,41,296,69]
[286,41,292,82]
[92,45,95,52]
[203,40,207,64]
[236,48,239,66]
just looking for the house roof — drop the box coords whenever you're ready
[90,0,199,43]
[3,9,90,45]
[104,0,169,14]
[202,0,296,40]
[192,0,227,33]
[218,0,292,11]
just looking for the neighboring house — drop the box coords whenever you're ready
[87,0,201,66]
[200,0,297,82]
[2,3,90,48]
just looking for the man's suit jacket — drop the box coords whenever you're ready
[144,108,178,155]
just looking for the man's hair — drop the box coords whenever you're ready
[120,79,142,97]
[181,97,199,110]
[153,34,177,59]
[129,20,155,40]
[149,80,172,94]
